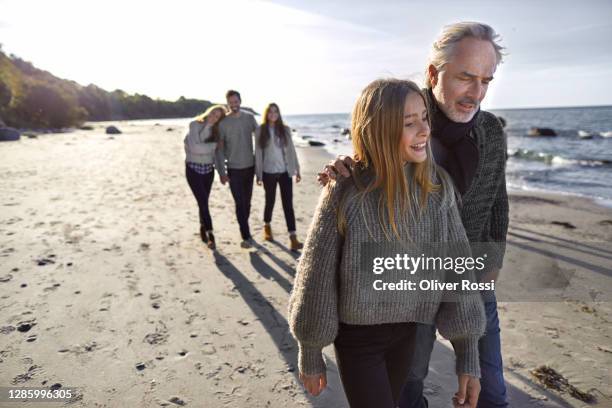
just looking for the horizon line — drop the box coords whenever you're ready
[284,103,612,116]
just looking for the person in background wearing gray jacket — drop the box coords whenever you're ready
[184,104,226,250]
[255,103,303,251]
[218,90,259,248]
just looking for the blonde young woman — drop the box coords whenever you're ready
[255,103,303,251]
[184,104,227,250]
[288,79,485,408]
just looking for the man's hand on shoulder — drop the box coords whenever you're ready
[317,155,354,186]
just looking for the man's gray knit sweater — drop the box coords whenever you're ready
[288,167,486,378]
[425,90,509,270]
[461,110,509,271]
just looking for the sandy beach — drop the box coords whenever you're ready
[1,121,610,407]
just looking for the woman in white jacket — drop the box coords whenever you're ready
[255,103,303,251]
[184,104,226,249]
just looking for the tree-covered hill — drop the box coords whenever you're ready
[0,47,214,129]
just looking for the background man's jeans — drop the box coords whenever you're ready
[228,166,254,240]
[399,297,508,408]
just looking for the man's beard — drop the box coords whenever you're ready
[444,98,479,123]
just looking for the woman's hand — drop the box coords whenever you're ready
[453,374,480,408]
[296,174,301,183]
[299,371,327,396]
[256,179,262,186]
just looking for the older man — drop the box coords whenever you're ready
[319,22,509,408]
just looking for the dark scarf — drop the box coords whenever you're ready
[426,88,480,196]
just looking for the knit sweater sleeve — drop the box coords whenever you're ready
[254,126,263,180]
[214,146,226,177]
[288,182,343,376]
[488,126,509,270]
[435,191,486,378]
[286,126,300,175]
[184,122,214,155]
[217,122,228,177]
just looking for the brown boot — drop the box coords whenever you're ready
[264,224,273,241]
[290,234,303,251]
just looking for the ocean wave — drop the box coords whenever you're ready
[509,148,612,167]
[508,128,612,139]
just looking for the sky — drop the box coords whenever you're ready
[1,0,611,114]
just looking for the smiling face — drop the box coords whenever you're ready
[206,108,223,125]
[400,92,430,163]
[266,105,280,124]
[227,95,241,113]
[430,37,498,123]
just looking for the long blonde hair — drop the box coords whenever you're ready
[194,104,227,142]
[339,78,440,240]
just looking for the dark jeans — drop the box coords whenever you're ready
[399,296,508,408]
[186,165,214,231]
[398,324,434,408]
[262,172,296,233]
[334,322,420,408]
[228,166,254,240]
[477,297,508,407]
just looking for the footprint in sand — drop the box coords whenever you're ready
[12,365,42,384]
[17,320,36,333]
[43,283,61,292]
[0,274,13,282]
[150,293,162,309]
[551,221,576,229]
[201,343,217,355]
[167,396,187,406]
[1,247,16,257]
[144,322,169,345]
[36,256,55,266]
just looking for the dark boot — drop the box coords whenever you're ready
[200,226,208,243]
[207,232,216,250]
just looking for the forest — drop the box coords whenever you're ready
[0,47,215,129]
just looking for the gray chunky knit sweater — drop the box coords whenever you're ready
[288,166,486,378]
